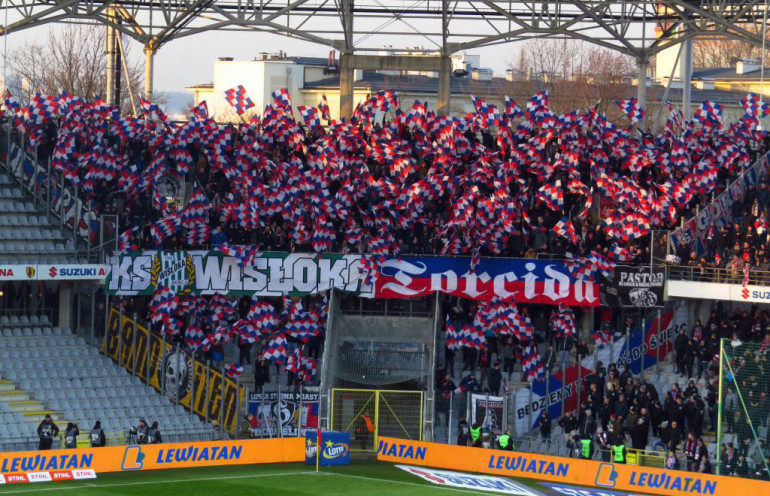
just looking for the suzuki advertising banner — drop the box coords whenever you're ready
[513,307,684,434]
[376,437,766,496]
[107,251,598,305]
[0,264,109,281]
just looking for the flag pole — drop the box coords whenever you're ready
[315,428,321,473]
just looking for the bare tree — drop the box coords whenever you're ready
[510,39,635,117]
[5,24,149,115]
[689,21,770,68]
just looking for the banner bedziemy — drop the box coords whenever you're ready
[513,307,683,434]
[376,437,766,496]
[107,251,599,305]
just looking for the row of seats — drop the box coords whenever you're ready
[0,213,52,226]
[41,386,169,402]
[0,315,52,327]
[0,227,63,240]
[0,187,23,198]
[1,349,98,363]
[0,241,72,253]
[0,201,39,213]
[0,325,219,450]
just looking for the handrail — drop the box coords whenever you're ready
[666,265,770,285]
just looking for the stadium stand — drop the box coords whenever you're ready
[0,172,80,264]
[0,318,219,451]
[4,86,770,481]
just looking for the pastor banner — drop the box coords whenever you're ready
[102,309,245,434]
[107,251,598,305]
[247,390,319,437]
[603,265,665,308]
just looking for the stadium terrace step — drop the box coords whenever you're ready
[7,399,44,412]
[0,381,16,392]
[0,391,30,401]
[21,411,59,422]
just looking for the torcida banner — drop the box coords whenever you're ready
[107,251,598,305]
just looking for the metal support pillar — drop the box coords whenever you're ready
[437,55,452,116]
[144,47,155,99]
[681,36,693,119]
[105,21,116,105]
[339,54,355,119]
[637,57,648,129]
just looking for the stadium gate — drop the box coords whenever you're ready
[319,290,440,444]
[330,389,423,452]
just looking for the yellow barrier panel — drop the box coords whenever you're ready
[376,437,769,496]
[102,309,245,434]
[0,438,305,474]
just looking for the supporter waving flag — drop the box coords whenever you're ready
[504,95,524,121]
[271,88,292,111]
[318,94,331,121]
[225,363,244,378]
[694,100,723,126]
[298,105,322,129]
[261,334,289,363]
[553,217,579,244]
[445,316,460,351]
[224,85,256,115]
[189,101,209,121]
[521,344,544,381]
[615,97,645,124]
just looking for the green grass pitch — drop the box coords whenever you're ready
[0,460,641,495]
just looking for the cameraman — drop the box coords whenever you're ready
[64,422,80,449]
[37,414,59,450]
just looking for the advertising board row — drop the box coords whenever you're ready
[107,251,599,305]
[0,264,109,281]
[376,437,767,496]
[0,438,304,474]
[103,309,245,434]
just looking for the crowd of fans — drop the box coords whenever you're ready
[675,178,770,284]
[10,90,769,272]
[434,298,770,479]
[9,90,770,479]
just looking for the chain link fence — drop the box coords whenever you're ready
[718,339,770,478]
